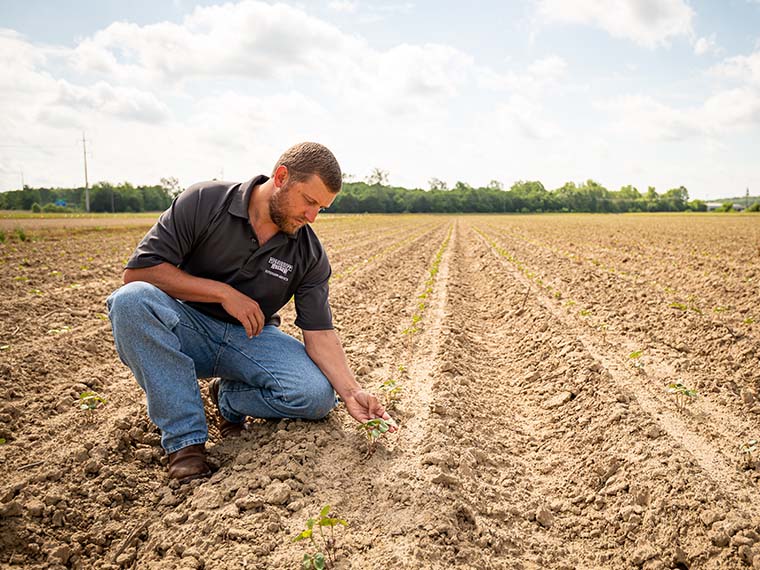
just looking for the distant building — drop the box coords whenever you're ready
[705,201,745,211]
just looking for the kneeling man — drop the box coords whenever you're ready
[107,142,391,482]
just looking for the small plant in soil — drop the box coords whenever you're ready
[292,505,348,570]
[79,391,106,422]
[628,349,645,373]
[379,378,401,407]
[740,439,758,470]
[14,228,27,242]
[358,417,397,458]
[666,382,697,412]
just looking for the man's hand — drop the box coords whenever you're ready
[342,389,397,430]
[220,288,265,338]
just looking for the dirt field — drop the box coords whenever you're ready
[0,213,759,570]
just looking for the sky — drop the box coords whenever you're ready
[1,0,759,200]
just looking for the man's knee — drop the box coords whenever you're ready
[108,281,159,313]
[107,281,177,330]
[293,377,336,420]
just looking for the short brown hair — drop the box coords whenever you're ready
[273,142,342,193]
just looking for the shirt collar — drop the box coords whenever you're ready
[228,174,300,240]
[228,175,268,219]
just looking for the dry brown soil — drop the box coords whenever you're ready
[0,213,758,570]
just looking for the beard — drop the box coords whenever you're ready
[269,183,303,234]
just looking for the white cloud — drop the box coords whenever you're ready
[694,33,718,56]
[710,50,760,86]
[527,55,568,79]
[601,88,760,140]
[328,0,358,13]
[536,0,695,48]
[71,2,360,83]
[495,95,564,140]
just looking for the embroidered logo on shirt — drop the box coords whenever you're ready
[266,256,293,282]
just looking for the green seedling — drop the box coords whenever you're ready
[292,505,348,570]
[379,378,402,406]
[79,391,106,422]
[629,350,645,373]
[13,276,28,282]
[358,417,397,458]
[13,228,27,242]
[579,309,591,317]
[29,289,42,295]
[0,345,9,351]
[0,438,6,445]
[47,325,71,335]
[667,382,697,412]
[744,317,755,325]
[670,302,688,311]
[740,439,758,469]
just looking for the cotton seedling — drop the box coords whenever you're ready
[79,391,106,422]
[666,382,697,412]
[628,349,645,373]
[379,378,402,407]
[292,505,348,570]
[358,417,398,458]
[739,439,758,469]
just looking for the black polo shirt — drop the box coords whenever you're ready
[125,176,333,330]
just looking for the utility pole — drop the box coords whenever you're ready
[746,187,750,209]
[20,169,24,190]
[82,132,90,212]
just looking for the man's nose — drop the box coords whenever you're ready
[305,207,319,223]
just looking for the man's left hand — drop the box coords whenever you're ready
[343,389,397,431]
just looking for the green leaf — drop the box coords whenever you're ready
[378,423,389,434]
[292,528,312,542]
[302,553,313,570]
[314,553,326,570]
[319,505,330,518]
[306,518,315,529]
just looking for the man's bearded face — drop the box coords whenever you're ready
[269,180,305,234]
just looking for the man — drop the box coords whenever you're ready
[107,142,392,483]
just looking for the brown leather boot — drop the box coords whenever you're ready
[167,444,212,483]
[208,378,245,438]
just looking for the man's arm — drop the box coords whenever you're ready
[303,329,394,427]
[124,263,265,337]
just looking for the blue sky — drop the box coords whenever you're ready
[1,0,759,199]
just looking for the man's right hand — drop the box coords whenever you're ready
[221,287,265,338]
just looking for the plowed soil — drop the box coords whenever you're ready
[1,213,758,570]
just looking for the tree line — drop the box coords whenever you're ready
[332,180,709,213]
[0,178,180,213]
[2,176,758,213]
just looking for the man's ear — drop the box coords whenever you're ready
[273,165,289,188]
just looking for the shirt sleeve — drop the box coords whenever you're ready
[125,185,201,269]
[294,248,333,331]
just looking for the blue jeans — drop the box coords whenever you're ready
[106,282,336,453]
